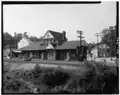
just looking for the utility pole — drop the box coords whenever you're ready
[77,30,84,47]
[95,33,100,45]
[95,33,100,57]
[77,30,84,61]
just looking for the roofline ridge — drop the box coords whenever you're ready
[48,30,61,34]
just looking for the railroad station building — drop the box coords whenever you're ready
[18,30,88,61]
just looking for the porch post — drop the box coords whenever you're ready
[69,50,71,61]
[54,50,56,60]
[66,50,70,61]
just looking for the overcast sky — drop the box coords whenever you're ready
[3,2,116,43]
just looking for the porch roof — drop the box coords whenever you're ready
[12,49,22,53]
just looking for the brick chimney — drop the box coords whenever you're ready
[62,31,66,41]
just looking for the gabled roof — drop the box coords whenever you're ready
[23,36,33,44]
[18,35,33,45]
[56,40,88,50]
[49,30,67,41]
[46,43,54,49]
[42,30,67,41]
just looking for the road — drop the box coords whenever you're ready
[4,58,117,71]
[4,59,85,66]
[4,59,87,70]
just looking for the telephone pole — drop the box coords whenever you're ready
[77,30,84,47]
[95,33,100,57]
[95,33,100,44]
[77,30,84,61]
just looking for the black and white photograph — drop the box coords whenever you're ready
[2,1,119,94]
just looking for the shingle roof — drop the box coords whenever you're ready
[20,40,88,51]
[56,40,88,50]
[20,41,47,51]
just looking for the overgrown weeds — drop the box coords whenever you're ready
[4,62,119,94]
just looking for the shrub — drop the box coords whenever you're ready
[50,85,71,93]
[82,63,118,94]
[42,69,70,87]
[4,79,22,91]
[31,64,42,79]
[102,70,119,94]
[4,62,118,94]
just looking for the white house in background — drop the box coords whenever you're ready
[91,44,110,58]
[91,47,98,58]
[18,35,33,49]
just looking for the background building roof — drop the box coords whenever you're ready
[91,44,110,50]
[98,44,110,48]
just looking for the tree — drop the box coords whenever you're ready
[3,32,46,49]
[3,32,14,48]
[29,36,39,42]
[100,26,117,57]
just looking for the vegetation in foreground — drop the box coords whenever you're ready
[3,62,119,94]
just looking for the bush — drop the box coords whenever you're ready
[50,85,71,93]
[4,79,22,91]
[82,63,118,94]
[31,64,42,79]
[42,69,70,87]
[102,70,119,94]
[4,62,118,94]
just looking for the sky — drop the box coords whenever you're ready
[3,2,116,43]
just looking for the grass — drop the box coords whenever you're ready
[3,61,119,94]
